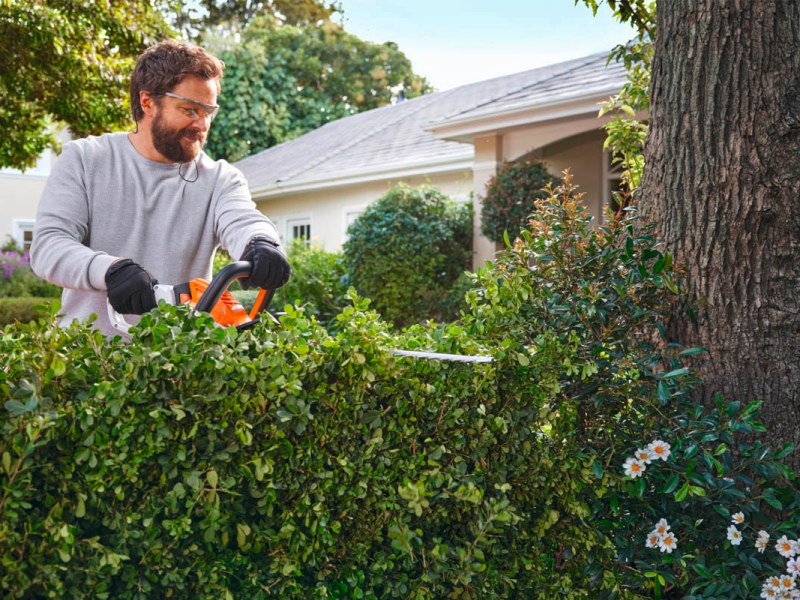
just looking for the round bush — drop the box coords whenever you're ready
[342,183,472,327]
[480,160,560,244]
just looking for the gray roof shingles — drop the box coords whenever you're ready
[235,51,626,191]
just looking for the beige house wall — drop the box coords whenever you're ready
[469,128,608,265]
[255,170,474,252]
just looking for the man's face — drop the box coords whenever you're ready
[149,76,219,163]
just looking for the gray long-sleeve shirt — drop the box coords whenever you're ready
[31,132,282,337]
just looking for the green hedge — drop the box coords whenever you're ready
[2,173,799,598]
[0,297,60,327]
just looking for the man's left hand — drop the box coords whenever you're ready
[239,237,291,290]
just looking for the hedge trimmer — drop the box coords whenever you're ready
[108,261,492,363]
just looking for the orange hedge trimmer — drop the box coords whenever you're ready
[108,261,492,363]
[108,261,273,334]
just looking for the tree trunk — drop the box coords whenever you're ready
[640,1,800,465]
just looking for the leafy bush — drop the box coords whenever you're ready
[217,242,348,331]
[271,240,348,331]
[0,297,60,327]
[2,172,800,598]
[343,183,473,327]
[462,171,800,597]
[480,159,561,244]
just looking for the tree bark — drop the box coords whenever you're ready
[640,1,800,465]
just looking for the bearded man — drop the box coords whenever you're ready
[30,40,290,337]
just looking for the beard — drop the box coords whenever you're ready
[151,112,206,163]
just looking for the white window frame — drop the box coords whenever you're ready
[12,219,36,251]
[286,215,312,246]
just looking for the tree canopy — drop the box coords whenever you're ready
[0,1,428,168]
[0,1,175,170]
[170,0,341,40]
[204,17,432,162]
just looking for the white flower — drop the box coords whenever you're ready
[648,439,671,461]
[731,511,745,524]
[645,530,661,548]
[787,558,800,576]
[658,531,678,553]
[757,537,769,553]
[623,457,646,478]
[777,536,798,558]
[727,525,743,545]
[761,586,778,599]
[653,518,670,537]
[634,447,653,463]
[778,575,797,590]
[759,530,771,541]
[766,575,783,590]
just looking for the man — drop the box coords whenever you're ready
[31,39,290,337]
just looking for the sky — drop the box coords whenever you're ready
[335,0,636,91]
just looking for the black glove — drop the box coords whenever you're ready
[239,237,291,290]
[105,259,158,314]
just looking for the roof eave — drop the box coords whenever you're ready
[250,152,474,200]
[426,88,623,143]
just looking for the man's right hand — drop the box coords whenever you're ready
[105,259,158,314]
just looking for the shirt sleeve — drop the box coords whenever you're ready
[30,142,118,291]
[214,164,284,260]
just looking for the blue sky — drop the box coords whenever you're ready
[335,0,636,91]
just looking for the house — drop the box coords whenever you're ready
[235,51,628,267]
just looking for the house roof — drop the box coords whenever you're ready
[236,51,627,197]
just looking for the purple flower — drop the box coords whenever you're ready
[1,250,28,280]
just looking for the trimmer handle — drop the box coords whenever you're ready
[194,260,274,318]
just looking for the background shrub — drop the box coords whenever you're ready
[343,183,473,327]
[0,244,61,299]
[271,240,348,331]
[480,159,561,244]
[0,297,60,327]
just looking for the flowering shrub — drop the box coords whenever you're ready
[1,249,29,279]
[611,399,800,598]
[463,171,800,597]
[0,249,60,299]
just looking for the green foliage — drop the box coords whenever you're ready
[580,0,655,194]
[342,184,473,328]
[272,240,348,331]
[170,0,340,38]
[0,0,175,169]
[462,170,800,597]
[3,170,799,597]
[0,249,61,299]
[205,17,431,162]
[480,160,561,244]
[0,298,59,327]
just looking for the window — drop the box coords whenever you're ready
[12,219,35,251]
[286,217,312,246]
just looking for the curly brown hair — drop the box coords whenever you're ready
[129,39,225,123]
